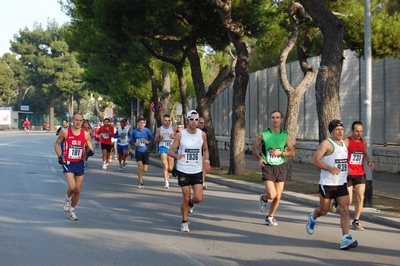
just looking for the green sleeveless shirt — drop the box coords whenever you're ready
[260,128,288,166]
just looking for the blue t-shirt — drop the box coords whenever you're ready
[130,127,154,152]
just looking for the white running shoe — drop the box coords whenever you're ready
[164,180,169,189]
[188,204,195,215]
[259,194,268,213]
[67,211,78,221]
[119,166,123,171]
[138,183,144,189]
[306,212,317,235]
[181,222,190,232]
[105,164,108,171]
[63,197,71,212]
[264,216,278,227]
[102,163,107,170]
[330,199,338,213]
[340,235,358,250]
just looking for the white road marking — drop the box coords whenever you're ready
[168,247,205,266]
[89,200,123,220]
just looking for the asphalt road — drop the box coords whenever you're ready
[0,132,399,266]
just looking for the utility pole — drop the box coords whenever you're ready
[364,0,373,207]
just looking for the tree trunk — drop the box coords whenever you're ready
[280,2,315,180]
[94,99,104,121]
[49,91,57,131]
[160,68,171,117]
[185,7,223,168]
[214,0,249,175]
[300,0,344,142]
[147,65,159,133]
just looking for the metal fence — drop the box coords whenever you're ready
[190,50,400,146]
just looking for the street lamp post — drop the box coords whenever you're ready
[364,0,373,207]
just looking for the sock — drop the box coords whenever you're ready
[353,219,358,223]
[182,220,187,223]
[261,195,267,202]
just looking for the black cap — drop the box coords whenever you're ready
[328,120,344,132]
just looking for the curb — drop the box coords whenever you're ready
[149,157,400,230]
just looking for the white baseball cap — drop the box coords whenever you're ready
[186,110,199,118]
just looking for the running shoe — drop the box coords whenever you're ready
[122,162,126,168]
[164,180,169,189]
[181,222,190,232]
[63,197,71,212]
[340,235,358,250]
[119,166,123,171]
[138,183,144,189]
[188,203,195,215]
[67,210,78,221]
[203,183,208,190]
[264,216,278,226]
[350,221,364,231]
[171,169,178,178]
[259,194,268,214]
[102,163,107,170]
[306,212,316,235]
[330,199,338,213]
[105,164,108,171]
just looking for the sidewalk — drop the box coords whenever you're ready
[150,149,400,230]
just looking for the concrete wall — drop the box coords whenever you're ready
[207,50,400,145]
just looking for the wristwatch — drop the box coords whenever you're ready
[204,159,210,163]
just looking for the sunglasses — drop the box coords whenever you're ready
[188,118,199,121]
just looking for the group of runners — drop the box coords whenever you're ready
[53,111,211,233]
[53,110,373,249]
[253,110,374,250]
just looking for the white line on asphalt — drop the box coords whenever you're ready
[89,200,123,220]
[168,248,205,266]
[50,167,56,174]
[58,178,68,187]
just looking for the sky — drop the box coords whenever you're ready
[0,0,70,55]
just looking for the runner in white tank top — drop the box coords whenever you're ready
[167,110,211,233]
[155,114,176,189]
[307,120,358,250]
